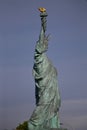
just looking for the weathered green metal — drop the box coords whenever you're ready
[28,10,61,130]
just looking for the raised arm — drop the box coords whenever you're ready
[35,8,49,54]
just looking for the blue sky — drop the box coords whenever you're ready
[0,0,87,130]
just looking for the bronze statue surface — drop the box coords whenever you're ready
[28,8,61,130]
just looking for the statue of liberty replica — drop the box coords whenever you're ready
[28,8,66,130]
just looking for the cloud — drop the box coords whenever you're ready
[60,99,87,130]
[0,98,87,130]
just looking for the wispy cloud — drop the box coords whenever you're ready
[0,99,87,130]
[60,99,87,130]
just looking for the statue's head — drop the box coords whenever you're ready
[36,34,50,54]
[42,35,49,52]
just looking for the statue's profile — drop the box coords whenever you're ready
[28,8,61,130]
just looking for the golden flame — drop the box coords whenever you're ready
[38,7,46,12]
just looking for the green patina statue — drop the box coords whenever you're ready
[28,8,61,130]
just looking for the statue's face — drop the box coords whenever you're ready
[42,37,48,52]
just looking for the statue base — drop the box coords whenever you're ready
[49,128,68,130]
[42,128,68,130]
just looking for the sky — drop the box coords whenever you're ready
[0,0,87,130]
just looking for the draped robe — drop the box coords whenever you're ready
[28,27,61,130]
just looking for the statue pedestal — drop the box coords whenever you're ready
[49,128,67,130]
[43,128,68,130]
